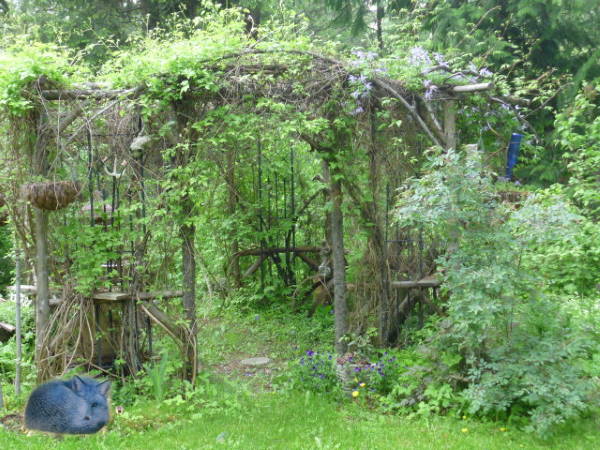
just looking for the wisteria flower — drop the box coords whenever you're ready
[423,79,438,100]
[433,53,450,68]
[408,46,432,67]
[479,67,493,77]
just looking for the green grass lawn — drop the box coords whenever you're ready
[2,391,599,449]
[2,310,599,449]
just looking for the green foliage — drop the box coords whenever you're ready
[0,296,35,390]
[465,300,592,434]
[521,210,600,296]
[0,41,75,116]
[0,227,11,295]
[556,85,600,218]
[53,217,123,295]
[395,147,595,435]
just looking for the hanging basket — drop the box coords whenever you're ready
[21,181,81,211]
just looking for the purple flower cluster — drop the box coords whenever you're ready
[339,352,402,395]
[348,74,373,116]
[479,67,493,78]
[408,46,432,67]
[433,53,449,69]
[351,50,378,62]
[346,48,389,116]
[350,354,397,378]
[298,350,335,382]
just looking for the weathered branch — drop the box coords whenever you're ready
[241,254,267,279]
[41,87,142,100]
[234,246,322,258]
[373,78,444,148]
[64,98,126,145]
[296,252,319,271]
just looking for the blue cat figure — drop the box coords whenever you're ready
[25,376,110,434]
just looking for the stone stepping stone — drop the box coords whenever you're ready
[240,357,271,366]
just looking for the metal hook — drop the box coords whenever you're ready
[103,157,126,178]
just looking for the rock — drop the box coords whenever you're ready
[240,357,271,367]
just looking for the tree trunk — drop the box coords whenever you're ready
[181,211,197,333]
[324,158,348,356]
[376,1,385,51]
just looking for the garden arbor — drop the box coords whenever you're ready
[0,29,511,381]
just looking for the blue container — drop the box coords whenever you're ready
[505,133,523,180]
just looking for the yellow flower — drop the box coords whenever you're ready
[461,428,468,433]
[462,415,467,420]
[352,390,359,398]
[499,427,507,432]
[359,382,366,388]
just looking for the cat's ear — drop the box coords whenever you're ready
[97,381,111,396]
[72,376,85,392]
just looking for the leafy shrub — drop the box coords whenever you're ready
[394,147,595,435]
[556,87,600,219]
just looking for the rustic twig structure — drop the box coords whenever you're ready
[0,42,525,381]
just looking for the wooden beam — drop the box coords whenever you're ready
[391,276,441,288]
[92,292,131,302]
[452,82,493,93]
[92,290,183,303]
[296,252,319,271]
[0,322,16,333]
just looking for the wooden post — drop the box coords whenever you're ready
[28,106,51,381]
[14,239,22,396]
[443,100,457,150]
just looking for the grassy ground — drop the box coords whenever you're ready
[2,392,599,449]
[1,308,600,449]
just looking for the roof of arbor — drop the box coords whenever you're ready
[33,49,494,149]
[0,17,516,153]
